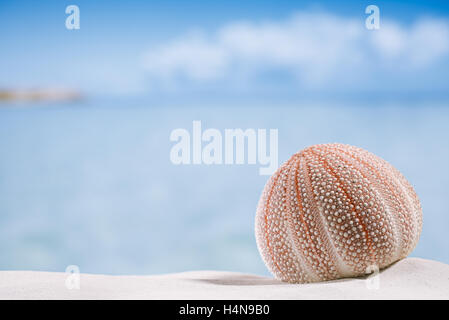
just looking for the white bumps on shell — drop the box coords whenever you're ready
[255,143,422,283]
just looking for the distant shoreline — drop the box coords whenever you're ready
[0,88,83,103]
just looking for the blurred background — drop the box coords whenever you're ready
[0,0,448,275]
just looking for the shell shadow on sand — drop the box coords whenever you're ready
[192,274,286,286]
[191,262,396,286]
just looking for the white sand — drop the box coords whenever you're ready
[0,258,448,300]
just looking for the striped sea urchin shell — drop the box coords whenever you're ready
[255,143,422,283]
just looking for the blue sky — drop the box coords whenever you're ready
[1,0,449,101]
[1,0,449,274]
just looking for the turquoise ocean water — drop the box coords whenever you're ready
[0,100,448,275]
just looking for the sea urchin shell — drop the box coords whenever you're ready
[255,143,422,283]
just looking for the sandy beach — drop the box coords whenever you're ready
[0,258,448,299]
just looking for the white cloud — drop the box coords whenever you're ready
[372,19,449,66]
[144,33,230,81]
[142,12,449,88]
